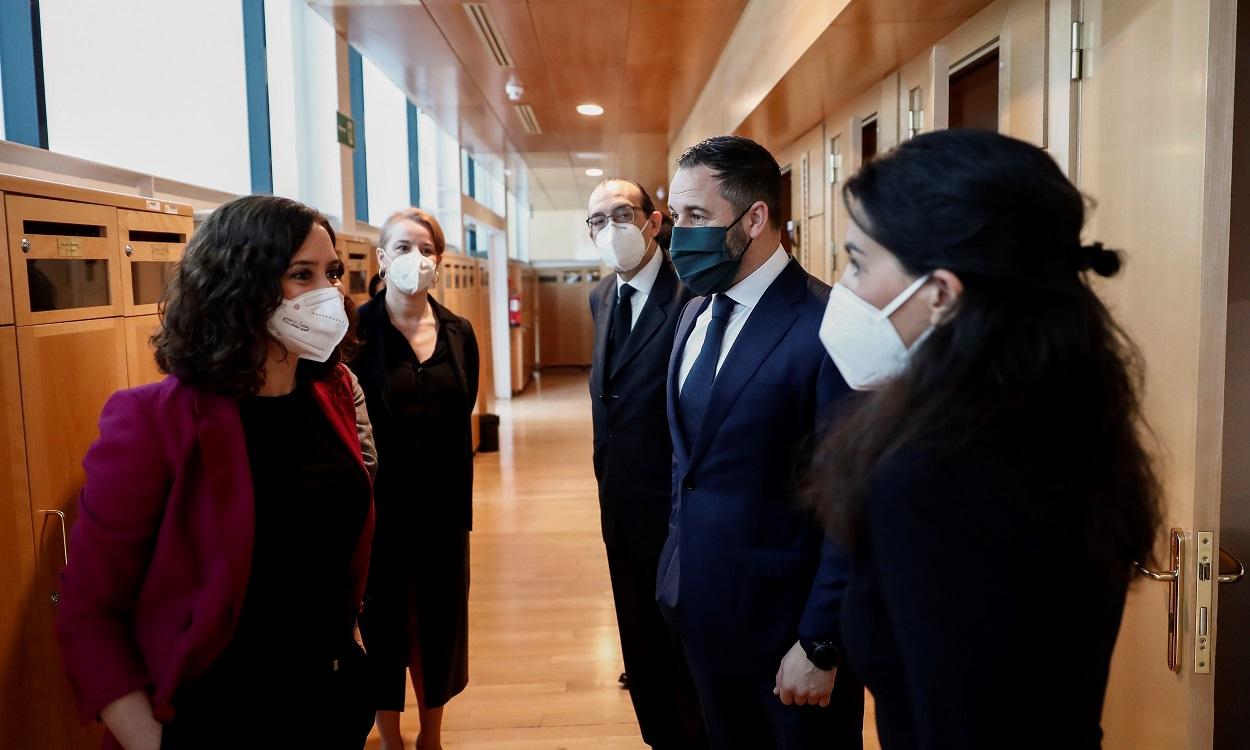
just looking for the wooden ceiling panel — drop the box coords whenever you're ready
[528,2,631,66]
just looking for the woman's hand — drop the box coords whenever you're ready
[100,690,163,750]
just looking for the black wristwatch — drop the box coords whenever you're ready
[800,639,842,671]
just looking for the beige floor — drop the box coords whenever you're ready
[366,370,880,750]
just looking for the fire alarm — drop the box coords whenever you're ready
[505,81,524,102]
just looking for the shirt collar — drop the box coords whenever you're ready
[617,245,663,296]
[724,246,790,309]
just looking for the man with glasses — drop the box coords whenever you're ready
[586,178,707,749]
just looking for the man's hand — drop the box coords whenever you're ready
[773,640,837,707]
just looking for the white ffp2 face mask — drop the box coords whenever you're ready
[819,275,932,391]
[595,221,648,273]
[385,251,439,295]
[267,287,350,363]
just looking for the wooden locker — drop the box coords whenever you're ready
[338,235,375,307]
[117,209,190,317]
[6,195,121,325]
[125,314,164,387]
[17,319,123,750]
[0,197,12,326]
[0,325,45,749]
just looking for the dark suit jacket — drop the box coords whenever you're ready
[56,368,372,743]
[352,295,479,532]
[589,259,694,561]
[657,258,852,675]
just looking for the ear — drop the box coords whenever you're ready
[375,246,388,270]
[643,210,662,236]
[747,201,769,239]
[928,269,964,323]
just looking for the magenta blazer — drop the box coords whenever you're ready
[55,365,374,746]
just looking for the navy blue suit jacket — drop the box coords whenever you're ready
[657,257,852,675]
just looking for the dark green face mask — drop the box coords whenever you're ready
[669,205,754,296]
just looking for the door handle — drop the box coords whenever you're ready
[40,509,68,567]
[1219,546,1245,584]
[40,509,68,607]
[1134,528,1183,672]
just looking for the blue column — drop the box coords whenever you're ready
[348,46,368,224]
[241,0,273,194]
[0,0,48,148]
[407,101,420,208]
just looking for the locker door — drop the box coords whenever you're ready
[125,314,164,387]
[117,209,189,317]
[18,318,125,750]
[6,196,121,325]
[0,197,12,326]
[0,326,43,748]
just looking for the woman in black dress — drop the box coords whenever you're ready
[807,130,1162,749]
[352,208,478,750]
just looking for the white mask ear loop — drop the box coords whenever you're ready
[875,274,932,322]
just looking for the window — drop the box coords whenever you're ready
[362,55,411,224]
[265,0,343,220]
[39,0,251,194]
[417,110,462,250]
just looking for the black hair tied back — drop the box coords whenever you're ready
[1076,241,1122,278]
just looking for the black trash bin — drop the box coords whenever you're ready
[478,413,500,453]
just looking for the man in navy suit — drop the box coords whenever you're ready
[587,178,707,749]
[658,135,864,749]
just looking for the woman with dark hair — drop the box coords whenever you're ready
[808,129,1161,750]
[351,207,478,750]
[56,195,375,750]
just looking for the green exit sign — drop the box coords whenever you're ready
[337,112,356,149]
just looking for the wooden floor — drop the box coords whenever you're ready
[367,370,881,750]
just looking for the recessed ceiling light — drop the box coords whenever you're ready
[585,168,604,177]
[576,103,605,116]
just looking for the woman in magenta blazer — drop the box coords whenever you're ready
[56,196,376,750]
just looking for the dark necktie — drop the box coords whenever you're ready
[678,294,736,446]
[607,283,636,372]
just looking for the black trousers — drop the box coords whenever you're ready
[683,650,865,750]
[606,545,709,750]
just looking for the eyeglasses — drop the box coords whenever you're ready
[586,205,642,233]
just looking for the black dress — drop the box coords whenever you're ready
[163,383,374,749]
[352,296,479,712]
[840,442,1128,750]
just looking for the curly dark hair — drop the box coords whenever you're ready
[805,129,1161,583]
[153,195,350,397]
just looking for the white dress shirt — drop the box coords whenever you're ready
[615,246,662,331]
[678,246,791,391]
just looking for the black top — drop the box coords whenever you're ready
[352,296,479,533]
[201,384,370,682]
[841,442,1127,750]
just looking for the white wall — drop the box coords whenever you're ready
[528,209,598,263]
[39,0,252,195]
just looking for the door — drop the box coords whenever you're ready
[17,318,125,750]
[117,209,189,317]
[0,325,42,748]
[1074,0,1239,746]
[125,314,164,387]
[1,197,12,326]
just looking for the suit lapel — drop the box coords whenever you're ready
[667,295,710,465]
[591,279,616,395]
[609,263,676,381]
[687,260,804,468]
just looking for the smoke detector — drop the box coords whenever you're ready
[505,81,524,102]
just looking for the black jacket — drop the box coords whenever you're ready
[589,258,694,561]
[351,294,479,531]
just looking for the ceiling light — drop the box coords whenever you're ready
[585,168,604,177]
[576,103,605,116]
